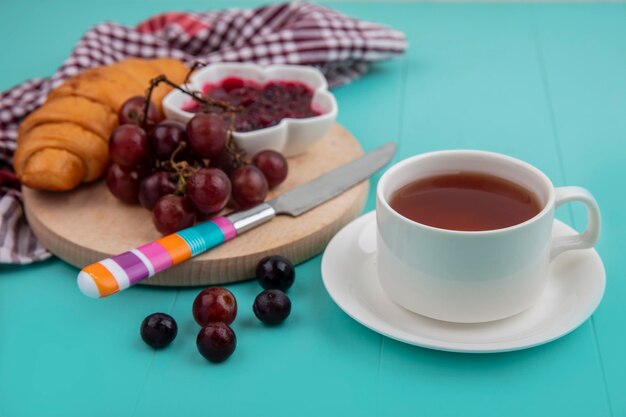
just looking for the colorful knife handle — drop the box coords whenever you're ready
[77,203,277,298]
[78,216,238,298]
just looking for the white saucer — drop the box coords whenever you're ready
[321,211,606,353]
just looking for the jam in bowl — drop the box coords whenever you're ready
[163,63,338,157]
[183,77,322,132]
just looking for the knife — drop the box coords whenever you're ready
[78,142,396,298]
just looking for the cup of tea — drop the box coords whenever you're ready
[376,150,601,323]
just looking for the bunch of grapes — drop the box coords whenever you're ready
[106,94,288,235]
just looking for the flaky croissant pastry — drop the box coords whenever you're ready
[14,58,188,191]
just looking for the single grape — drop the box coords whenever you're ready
[152,194,196,235]
[140,313,177,349]
[0,171,20,190]
[192,287,237,326]
[230,165,268,209]
[211,150,239,176]
[253,290,291,325]
[119,96,162,126]
[106,164,141,204]
[138,171,177,210]
[186,113,228,158]
[148,121,186,160]
[256,255,295,291]
[252,150,288,188]
[186,168,231,215]
[109,124,149,168]
[196,323,236,363]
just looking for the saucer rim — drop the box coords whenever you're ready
[321,211,606,353]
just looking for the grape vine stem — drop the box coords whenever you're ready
[140,74,248,194]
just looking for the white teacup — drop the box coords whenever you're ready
[376,150,601,323]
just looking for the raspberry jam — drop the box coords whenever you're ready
[183,77,322,132]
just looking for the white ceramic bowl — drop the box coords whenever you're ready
[163,63,338,157]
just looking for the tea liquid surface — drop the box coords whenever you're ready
[389,172,542,231]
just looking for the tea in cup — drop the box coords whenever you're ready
[376,150,601,323]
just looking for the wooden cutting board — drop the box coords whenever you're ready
[23,123,368,286]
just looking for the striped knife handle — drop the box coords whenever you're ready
[77,204,276,298]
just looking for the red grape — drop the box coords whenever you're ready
[106,164,142,204]
[139,171,177,210]
[186,113,228,158]
[252,150,288,188]
[152,194,196,235]
[196,323,236,363]
[230,165,268,209]
[118,96,162,126]
[211,150,239,176]
[148,121,186,160]
[186,168,231,215]
[192,287,237,326]
[109,124,149,167]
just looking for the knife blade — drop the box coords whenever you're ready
[270,142,396,216]
[77,142,396,298]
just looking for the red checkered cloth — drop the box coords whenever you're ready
[0,1,406,264]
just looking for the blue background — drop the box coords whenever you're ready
[1,2,624,416]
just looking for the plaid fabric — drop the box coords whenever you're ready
[0,1,406,264]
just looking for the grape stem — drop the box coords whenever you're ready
[184,61,204,85]
[140,72,252,194]
[166,141,196,196]
[141,74,239,129]
[225,130,249,167]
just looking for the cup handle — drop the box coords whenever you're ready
[550,186,601,260]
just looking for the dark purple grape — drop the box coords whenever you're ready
[138,171,177,210]
[109,124,149,167]
[256,255,295,291]
[106,164,141,204]
[192,287,237,326]
[148,121,186,160]
[0,171,20,190]
[211,150,239,176]
[152,194,196,235]
[186,168,231,215]
[196,322,236,363]
[119,96,162,126]
[186,113,228,158]
[252,150,288,188]
[230,165,268,209]
[140,313,177,349]
[253,289,291,325]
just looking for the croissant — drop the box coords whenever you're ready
[114,58,186,112]
[46,66,145,111]
[18,95,117,140]
[14,123,108,190]
[14,58,188,191]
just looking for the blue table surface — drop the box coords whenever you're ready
[1,1,625,416]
